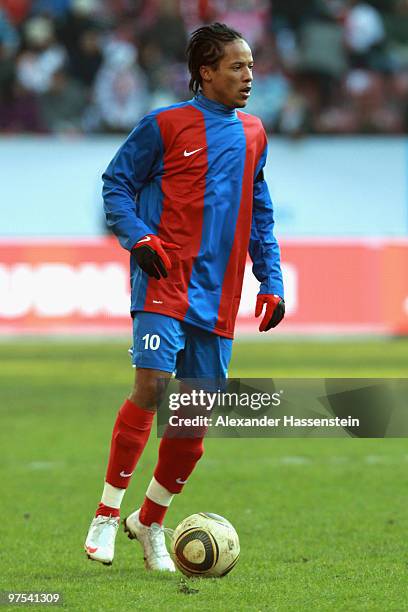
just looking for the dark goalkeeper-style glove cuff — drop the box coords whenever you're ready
[255,294,285,332]
[132,234,180,280]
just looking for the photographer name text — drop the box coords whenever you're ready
[168,415,360,428]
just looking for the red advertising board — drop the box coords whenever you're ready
[0,239,407,335]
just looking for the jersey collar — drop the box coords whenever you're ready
[193,91,237,119]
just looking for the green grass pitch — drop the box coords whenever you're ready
[1,338,408,611]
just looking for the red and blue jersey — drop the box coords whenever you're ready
[103,92,284,339]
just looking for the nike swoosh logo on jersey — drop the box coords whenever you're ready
[120,470,134,478]
[176,477,188,484]
[137,236,151,244]
[184,147,204,157]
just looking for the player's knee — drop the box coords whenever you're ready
[128,378,161,410]
[129,367,172,410]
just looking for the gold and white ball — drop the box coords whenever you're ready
[171,512,240,578]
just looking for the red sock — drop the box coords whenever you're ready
[153,436,204,494]
[105,399,155,489]
[95,502,120,518]
[139,497,168,526]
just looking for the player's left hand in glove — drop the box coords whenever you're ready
[255,294,285,332]
[132,234,180,280]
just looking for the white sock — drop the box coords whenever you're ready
[145,477,174,507]
[101,482,126,509]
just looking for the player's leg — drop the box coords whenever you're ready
[122,315,188,571]
[141,326,233,527]
[101,366,171,509]
[84,367,171,565]
[84,313,183,566]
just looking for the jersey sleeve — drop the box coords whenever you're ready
[102,114,163,251]
[248,138,284,299]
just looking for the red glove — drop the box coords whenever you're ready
[133,234,180,280]
[255,294,285,332]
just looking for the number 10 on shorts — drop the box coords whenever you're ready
[142,334,161,350]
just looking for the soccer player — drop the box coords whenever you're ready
[84,22,285,571]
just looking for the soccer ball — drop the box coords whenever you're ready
[171,512,240,578]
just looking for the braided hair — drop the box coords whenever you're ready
[186,22,244,94]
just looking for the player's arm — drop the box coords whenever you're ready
[102,115,178,278]
[249,139,285,332]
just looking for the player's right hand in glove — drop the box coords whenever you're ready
[132,234,180,280]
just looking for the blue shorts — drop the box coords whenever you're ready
[131,312,233,379]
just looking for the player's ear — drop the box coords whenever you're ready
[200,65,212,84]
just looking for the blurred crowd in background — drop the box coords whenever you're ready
[1,0,408,135]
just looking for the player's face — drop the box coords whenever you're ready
[200,39,253,108]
